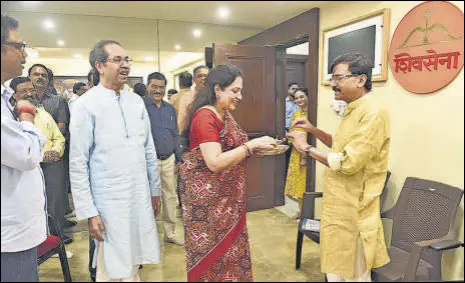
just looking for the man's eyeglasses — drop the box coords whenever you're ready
[31,73,48,78]
[15,89,36,95]
[105,56,133,66]
[329,74,359,83]
[2,41,27,52]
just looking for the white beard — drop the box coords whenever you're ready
[330,99,347,117]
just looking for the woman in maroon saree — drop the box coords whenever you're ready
[179,65,276,282]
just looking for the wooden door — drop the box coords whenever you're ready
[212,43,283,212]
[285,54,308,90]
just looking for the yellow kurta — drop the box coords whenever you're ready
[34,107,65,158]
[320,94,390,278]
[285,109,307,200]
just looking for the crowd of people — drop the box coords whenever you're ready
[2,13,391,283]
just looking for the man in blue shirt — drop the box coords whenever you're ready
[285,82,299,134]
[144,72,184,246]
[1,14,47,282]
[284,82,299,186]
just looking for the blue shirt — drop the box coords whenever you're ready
[286,96,298,130]
[144,96,182,163]
[1,85,47,252]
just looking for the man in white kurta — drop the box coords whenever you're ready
[70,40,162,281]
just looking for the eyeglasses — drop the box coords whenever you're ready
[105,56,133,66]
[31,73,48,78]
[329,74,359,83]
[2,41,27,52]
[15,89,36,95]
[149,85,165,91]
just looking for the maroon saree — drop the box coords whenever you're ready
[179,110,253,282]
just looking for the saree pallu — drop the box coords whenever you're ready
[180,111,253,282]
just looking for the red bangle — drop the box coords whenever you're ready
[16,105,36,118]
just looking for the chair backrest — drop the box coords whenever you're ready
[391,177,463,265]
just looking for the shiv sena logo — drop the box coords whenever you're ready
[389,1,464,94]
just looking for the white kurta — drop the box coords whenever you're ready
[70,84,161,279]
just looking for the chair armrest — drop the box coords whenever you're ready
[403,233,456,281]
[301,192,323,220]
[429,239,463,251]
[381,205,396,220]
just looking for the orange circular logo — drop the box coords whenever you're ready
[389,1,464,94]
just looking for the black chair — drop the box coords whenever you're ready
[37,215,72,282]
[372,177,463,282]
[296,171,391,269]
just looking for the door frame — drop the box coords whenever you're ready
[274,18,320,199]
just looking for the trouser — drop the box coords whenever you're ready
[326,237,371,282]
[63,145,72,215]
[1,247,39,282]
[41,159,67,237]
[96,242,140,282]
[89,235,97,281]
[159,154,177,239]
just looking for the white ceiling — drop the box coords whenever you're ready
[2,1,328,29]
[2,1,326,69]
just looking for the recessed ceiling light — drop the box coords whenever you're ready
[174,44,181,50]
[144,56,154,62]
[72,53,83,59]
[57,40,65,47]
[193,29,202,38]
[43,19,55,31]
[218,7,230,19]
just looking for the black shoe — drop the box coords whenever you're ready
[62,235,73,245]
[63,219,77,228]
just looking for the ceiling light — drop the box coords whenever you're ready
[193,29,202,38]
[144,56,154,62]
[57,40,65,47]
[72,53,83,59]
[218,7,230,19]
[43,19,55,31]
[174,44,181,50]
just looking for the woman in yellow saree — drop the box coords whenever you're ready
[285,88,308,219]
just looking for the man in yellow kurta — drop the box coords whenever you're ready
[11,77,65,160]
[289,53,390,282]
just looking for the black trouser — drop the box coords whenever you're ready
[88,235,96,281]
[41,160,67,237]
[63,145,72,215]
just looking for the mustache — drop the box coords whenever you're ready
[25,96,38,105]
[332,86,341,92]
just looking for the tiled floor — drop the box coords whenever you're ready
[38,202,324,282]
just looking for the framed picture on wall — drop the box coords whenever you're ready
[320,9,390,85]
